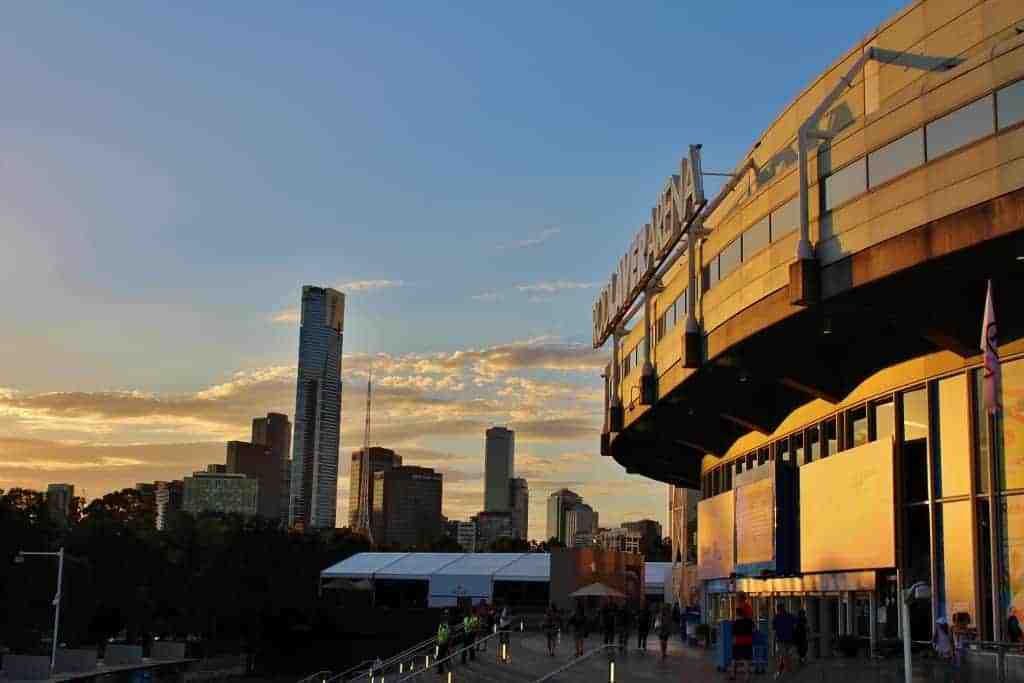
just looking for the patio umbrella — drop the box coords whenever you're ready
[569,582,626,598]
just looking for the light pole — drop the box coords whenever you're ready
[15,548,65,673]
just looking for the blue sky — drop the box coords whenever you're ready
[0,1,905,535]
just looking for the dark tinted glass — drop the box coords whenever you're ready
[824,157,867,211]
[718,239,742,280]
[744,216,771,256]
[998,80,1024,130]
[869,129,924,187]
[847,404,868,448]
[926,95,994,159]
[771,197,799,238]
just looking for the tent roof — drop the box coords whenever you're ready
[375,553,466,579]
[493,553,551,582]
[321,552,408,578]
[432,553,526,576]
[644,562,672,590]
[570,582,626,598]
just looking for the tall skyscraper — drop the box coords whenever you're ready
[565,502,597,548]
[372,466,443,548]
[155,480,183,531]
[290,286,345,530]
[348,446,402,534]
[484,426,514,511]
[46,484,74,526]
[226,440,279,519]
[252,412,291,526]
[509,477,529,540]
[183,471,258,516]
[546,488,582,544]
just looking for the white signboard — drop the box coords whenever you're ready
[592,145,705,348]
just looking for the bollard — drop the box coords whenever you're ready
[446,671,453,683]
[608,659,615,683]
[399,662,404,674]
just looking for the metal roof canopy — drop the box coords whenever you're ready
[375,553,466,580]
[320,552,409,578]
[492,553,551,583]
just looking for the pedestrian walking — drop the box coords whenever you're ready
[601,601,616,646]
[461,608,478,663]
[794,609,809,665]
[543,604,559,656]
[1009,608,1023,646]
[731,607,754,682]
[499,603,513,648]
[569,604,587,658]
[772,603,797,679]
[616,604,633,653]
[436,613,451,674]
[636,602,652,652]
[656,605,672,659]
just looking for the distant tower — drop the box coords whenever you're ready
[484,426,515,511]
[358,368,374,542]
[289,286,345,530]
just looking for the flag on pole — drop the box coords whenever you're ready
[981,279,1002,414]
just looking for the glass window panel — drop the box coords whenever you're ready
[791,433,803,465]
[736,459,743,475]
[868,128,924,187]
[712,468,721,495]
[934,374,971,499]
[746,453,756,470]
[771,197,800,239]
[903,388,929,504]
[824,157,867,212]
[822,418,838,457]
[998,80,1024,130]
[873,399,895,442]
[997,358,1024,491]
[805,425,820,464]
[757,447,768,466]
[973,368,991,494]
[744,216,771,257]
[935,501,976,624]
[776,438,790,463]
[926,95,995,160]
[724,463,732,491]
[847,404,868,448]
[719,239,742,280]
[999,494,1024,621]
[702,262,716,293]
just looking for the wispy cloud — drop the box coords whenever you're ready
[500,227,560,250]
[269,308,300,324]
[471,292,501,303]
[336,279,405,292]
[516,281,598,294]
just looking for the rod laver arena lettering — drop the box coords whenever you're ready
[592,145,705,348]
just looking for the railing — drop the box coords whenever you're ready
[396,628,510,682]
[532,643,617,683]
[296,670,332,683]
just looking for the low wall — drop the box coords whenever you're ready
[103,644,143,666]
[2,654,51,680]
[151,642,187,661]
[54,649,98,673]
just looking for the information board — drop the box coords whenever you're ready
[736,477,774,568]
[698,490,735,580]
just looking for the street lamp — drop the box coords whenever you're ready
[15,548,65,674]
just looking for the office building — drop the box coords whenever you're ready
[509,478,529,540]
[372,466,442,548]
[545,488,581,544]
[349,446,402,534]
[290,285,345,530]
[226,440,280,520]
[456,521,478,552]
[183,471,258,517]
[155,480,184,531]
[484,426,514,511]
[206,464,227,474]
[252,412,291,526]
[622,519,662,545]
[474,511,515,549]
[595,0,1024,646]
[565,503,597,548]
[596,528,642,555]
[46,484,74,526]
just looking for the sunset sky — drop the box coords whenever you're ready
[0,2,902,539]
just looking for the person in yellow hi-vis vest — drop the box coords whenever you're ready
[436,614,451,674]
[461,608,479,663]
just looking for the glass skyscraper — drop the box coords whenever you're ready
[289,285,345,529]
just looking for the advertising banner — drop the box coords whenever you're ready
[698,490,735,580]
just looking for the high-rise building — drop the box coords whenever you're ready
[46,484,74,526]
[565,503,597,548]
[183,471,258,516]
[621,519,663,547]
[596,527,642,554]
[484,426,514,511]
[474,511,515,549]
[155,480,184,531]
[290,285,345,530]
[348,447,402,534]
[456,521,478,552]
[252,412,291,526]
[509,478,529,540]
[372,466,442,548]
[226,440,280,520]
[206,464,227,474]
[546,488,581,544]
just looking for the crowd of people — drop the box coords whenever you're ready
[432,601,513,674]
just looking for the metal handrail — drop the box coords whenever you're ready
[317,624,467,683]
[297,670,332,683]
[532,643,616,683]
[397,628,508,682]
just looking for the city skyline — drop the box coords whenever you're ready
[0,1,907,540]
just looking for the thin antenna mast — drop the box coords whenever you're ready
[358,365,374,544]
